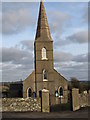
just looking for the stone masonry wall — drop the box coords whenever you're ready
[71,89,90,111]
[1,98,41,112]
[79,92,89,108]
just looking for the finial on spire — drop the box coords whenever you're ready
[41,0,43,2]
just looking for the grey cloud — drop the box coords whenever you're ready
[61,62,88,71]
[2,2,39,35]
[20,40,34,51]
[1,47,88,82]
[48,10,71,34]
[0,11,1,33]
[53,51,88,81]
[54,30,88,49]
[72,53,88,63]
[54,51,88,63]
[2,8,35,34]
[2,62,33,72]
[54,38,71,47]
[2,47,33,65]
[61,69,88,81]
[67,31,88,43]
[82,6,88,23]
[2,62,34,82]
[55,61,88,71]
[54,61,88,81]
[2,2,36,12]
[54,51,73,62]
[53,51,88,80]
[2,46,34,82]
[70,63,88,71]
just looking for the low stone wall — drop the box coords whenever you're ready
[1,98,41,112]
[88,94,90,106]
[71,89,90,111]
[79,93,88,108]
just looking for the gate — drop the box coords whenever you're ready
[50,92,72,112]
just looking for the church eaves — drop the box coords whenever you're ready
[35,0,52,41]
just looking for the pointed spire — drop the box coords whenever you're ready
[35,0,52,40]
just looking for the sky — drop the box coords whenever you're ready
[0,0,88,82]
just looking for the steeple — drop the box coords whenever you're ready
[35,0,52,40]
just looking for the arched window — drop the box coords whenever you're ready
[43,69,47,80]
[59,87,63,96]
[27,88,32,97]
[55,90,58,97]
[42,48,47,60]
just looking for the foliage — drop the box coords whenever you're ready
[70,77,80,88]
[68,77,90,93]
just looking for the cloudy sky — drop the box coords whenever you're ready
[1,1,88,82]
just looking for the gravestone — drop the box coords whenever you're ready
[41,89,50,112]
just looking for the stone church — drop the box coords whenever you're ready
[23,0,68,105]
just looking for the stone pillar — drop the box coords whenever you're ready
[89,90,90,94]
[88,91,90,106]
[71,88,80,111]
[41,89,50,112]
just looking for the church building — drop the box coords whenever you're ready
[23,0,68,105]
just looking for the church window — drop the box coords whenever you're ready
[59,87,63,96]
[27,88,32,97]
[43,69,48,81]
[55,90,58,97]
[42,48,47,60]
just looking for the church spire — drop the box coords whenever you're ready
[35,0,52,40]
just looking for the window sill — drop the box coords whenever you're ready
[43,79,48,81]
[42,58,48,60]
[59,96,63,98]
